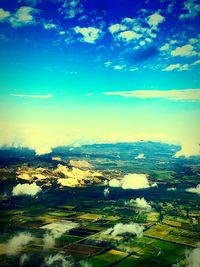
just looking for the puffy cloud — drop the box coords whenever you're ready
[109,178,121,187]
[113,64,125,70]
[104,89,200,101]
[4,233,33,255]
[186,184,200,195]
[10,93,53,99]
[74,26,102,44]
[162,63,189,72]
[186,246,200,267]
[135,153,145,159]
[0,8,11,21]
[147,12,165,28]
[174,142,200,158]
[126,197,152,211]
[9,6,39,28]
[108,174,150,190]
[12,183,41,196]
[117,30,141,42]
[121,174,150,189]
[171,44,197,57]
[44,253,73,267]
[179,0,200,20]
[104,222,144,237]
[41,220,79,249]
[108,23,127,34]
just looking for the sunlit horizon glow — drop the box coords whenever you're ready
[0,0,199,157]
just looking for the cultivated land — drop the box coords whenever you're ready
[0,142,200,266]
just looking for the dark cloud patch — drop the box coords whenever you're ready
[126,46,160,63]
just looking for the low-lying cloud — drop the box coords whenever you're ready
[126,197,152,211]
[104,222,144,237]
[41,220,79,249]
[44,253,74,267]
[109,173,151,190]
[4,232,33,255]
[186,184,200,195]
[135,153,145,159]
[12,182,41,196]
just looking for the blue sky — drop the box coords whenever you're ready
[0,0,200,156]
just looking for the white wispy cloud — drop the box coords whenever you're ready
[43,22,57,30]
[171,44,197,57]
[58,0,83,19]
[104,89,200,101]
[10,93,53,99]
[162,63,189,72]
[192,59,200,65]
[179,0,200,20]
[74,26,102,44]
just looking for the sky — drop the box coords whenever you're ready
[0,0,200,156]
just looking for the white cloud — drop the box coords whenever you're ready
[121,173,150,189]
[4,233,33,255]
[0,8,11,21]
[179,0,200,20]
[74,26,102,44]
[174,142,200,158]
[108,23,127,34]
[186,184,200,195]
[186,247,200,266]
[20,254,29,267]
[104,89,200,101]
[171,44,197,57]
[104,222,144,237]
[41,220,79,249]
[113,64,125,70]
[12,183,41,196]
[117,30,141,42]
[147,12,165,28]
[109,178,121,187]
[9,6,38,28]
[43,22,57,30]
[135,153,145,159]
[103,188,110,197]
[10,93,53,99]
[189,38,199,44]
[44,253,73,267]
[108,174,150,190]
[126,197,152,211]
[162,63,189,72]
[167,187,176,191]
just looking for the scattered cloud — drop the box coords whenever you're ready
[186,246,200,266]
[167,187,177,191]
[113,64,125,70]
[147,12,165,28]
[4,233,33,255]
[18,0,41,6]
[109,178,121,187]
[117,30,141,42]
[104,89,200,101]
[103,188,110,197]
[159,43,170,51]
[20,254,29,267]
[41,220,79,249]
[43,22,57,30]
[12,183,41,196]
[86,93,94,97]
[44,253,73,267]
[58,0,83,19]
[74,26,102,44]
[179,0,200,20]
[135,153,145,159]
[162,63,189,72]
[104,222,144,237]
[10,93,53,99]
[69,160,93,169]
[192,59,200,65]
[171,44,197,57]
[186,184,200,195]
